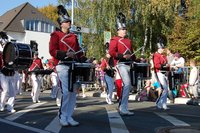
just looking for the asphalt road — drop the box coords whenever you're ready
[0,91,200,133]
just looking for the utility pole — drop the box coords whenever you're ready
[71,0,74,25]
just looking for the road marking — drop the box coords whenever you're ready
[0,118,50,133]
[5,102,47,121]
[106,108,129,133]
[155,112,190,126]
[45,115,61,133]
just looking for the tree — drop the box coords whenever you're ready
[168,0,200,63]
[39,0,200,63]
[38,4,58,24]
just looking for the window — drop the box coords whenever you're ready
[25,20,55,33]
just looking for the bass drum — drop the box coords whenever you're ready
[3,42,33,69]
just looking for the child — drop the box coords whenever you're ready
[187,59,199,105]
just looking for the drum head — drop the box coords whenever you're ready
[3,42,33,69]
[3,42,16,66]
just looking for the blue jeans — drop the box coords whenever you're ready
[56,64,79,121]
[104,74,114,102]
[156,72,169,109]
[116,63,132,111]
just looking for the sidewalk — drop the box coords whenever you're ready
[83,90,191,105]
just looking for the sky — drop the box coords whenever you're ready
[0,0,58,16]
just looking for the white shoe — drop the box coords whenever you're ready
[82,94,86,98]
[106,98,114,105]
[126,110,134,115]
[37,100,41,103]
[68,117,79,126]
[119,109,134,116]
[0,107,4,111]
[8,109,16,113]
[60,119,69,126]
[33,100,37,103]
[108,101,114,105]
[163,106,170,110]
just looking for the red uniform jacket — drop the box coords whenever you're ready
[101,58,115,77]
[101,58,108,71]
[153,52,169,73]
[29,57,43,71]
[47,57,57,72]
[109,36,136,66]
[49,31,83,65]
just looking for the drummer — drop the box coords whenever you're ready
[49,5,86,127]
[153,42,170,110]
[109,12,138,115]
[0,32,16,113]
[29,51,44,103]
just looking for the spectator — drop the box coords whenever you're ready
[170,52,185,74]
[188,59,199,105]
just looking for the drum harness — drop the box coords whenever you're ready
[59,33,85,92]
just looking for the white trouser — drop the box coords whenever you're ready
[31,74,42,102]
[14,72,23,94]
[0,73,16,110]
[56,64,80,121]
[156,72,168,108]
[51,72,59,97]
[50,72,62,104]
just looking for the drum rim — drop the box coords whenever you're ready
[2,42,16,64]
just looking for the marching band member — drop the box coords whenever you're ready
[48,56,61,107]
[101,53,115,105]
[109,12,136,115]
[153,42,170,110]
[49,5,86,127]
[0,32,16,113]
[29,51,44,103]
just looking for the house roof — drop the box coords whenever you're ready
[0,2,56,33]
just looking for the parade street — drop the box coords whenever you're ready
[0,91,200,133]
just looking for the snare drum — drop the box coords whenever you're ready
[3,42,33,69]
[130,63,150,86]
[74,63,95,84]
[132,63,150,78]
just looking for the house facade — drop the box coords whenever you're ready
[0,2,57,60]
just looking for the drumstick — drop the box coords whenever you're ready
[131,46,144,56]
[74,48,86,55]
[64,48,86,59]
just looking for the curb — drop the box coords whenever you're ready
[84,91,191,105]
[156,126,200,133]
